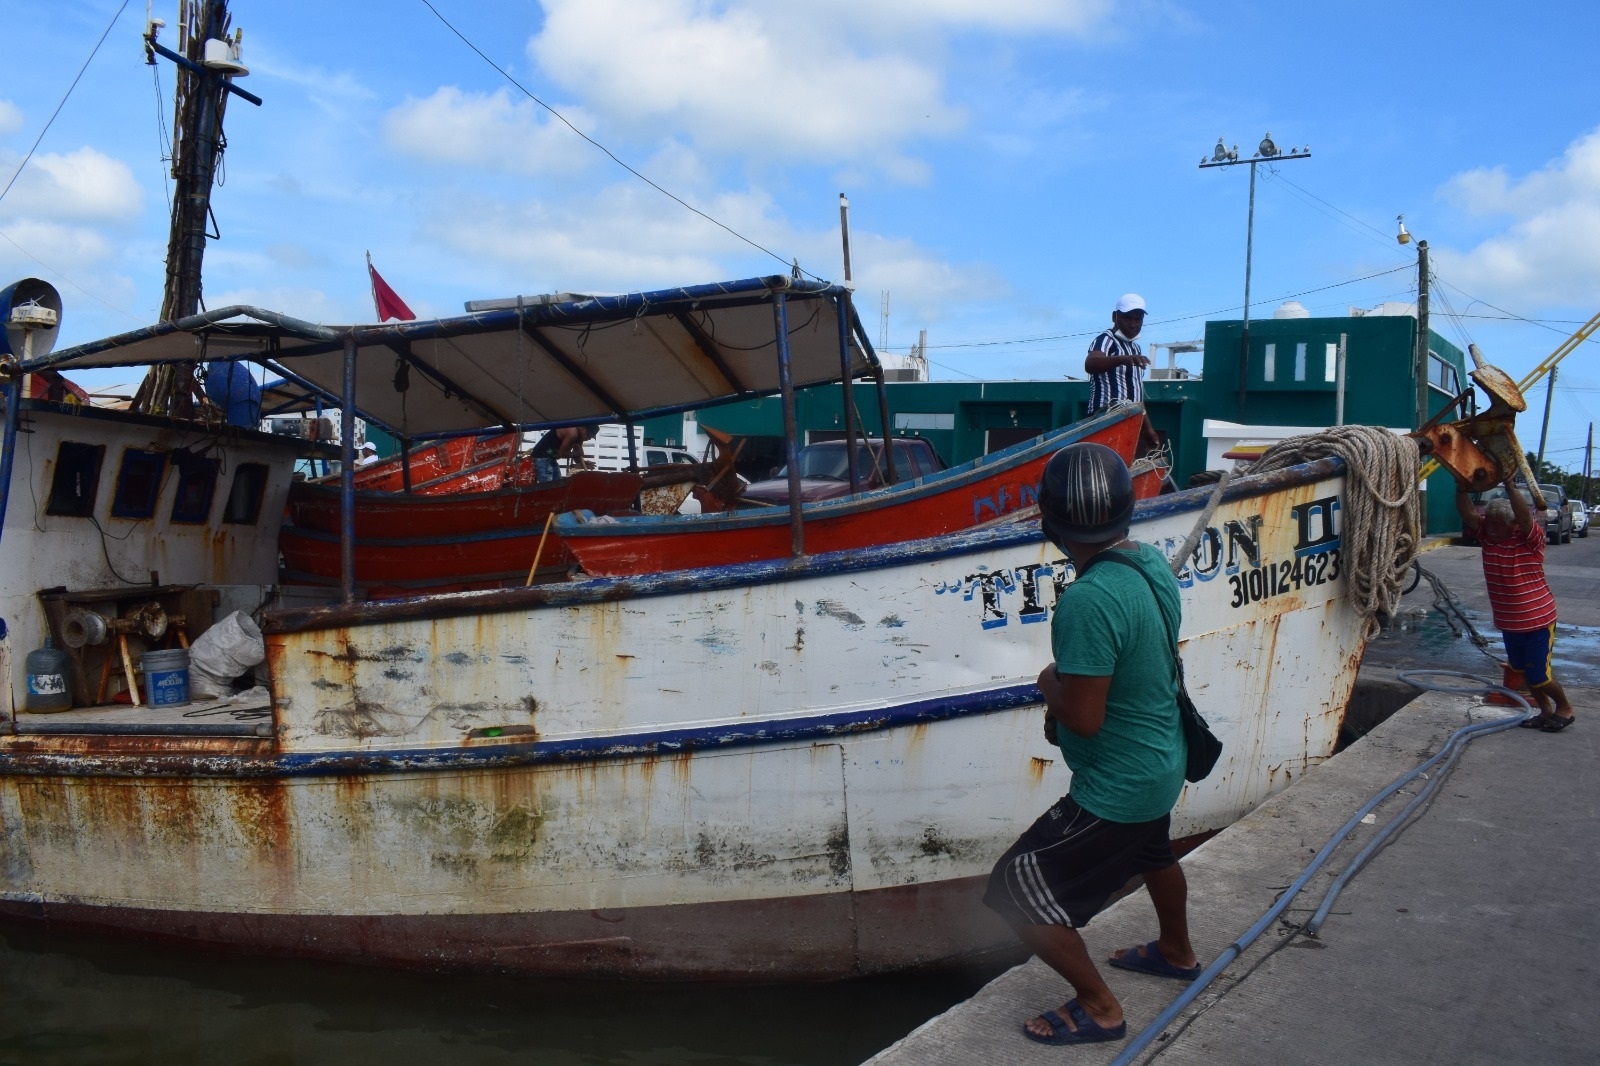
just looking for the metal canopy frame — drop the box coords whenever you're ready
[1,274,889,600]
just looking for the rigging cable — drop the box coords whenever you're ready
[0,0,131,208]
[418,0,819,281]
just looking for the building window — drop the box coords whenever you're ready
[1263,343,1276,382]
[223,463,269,525]
[110,449,166,520]
[45,441,105,517]
[1325,342,1338,383]
[1428,351,1460,395]
[1294,343,1307,382]
[170,452,219,524]
[893,412,955,431]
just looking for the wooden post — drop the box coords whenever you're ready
[339,333,358,604]
[773,292,805,557]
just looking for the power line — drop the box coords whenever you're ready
[418,0,817,281]
[924,265,1413,350]
[0,0,130,208]
[0,228,144,323]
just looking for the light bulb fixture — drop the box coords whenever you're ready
[1397,214,1412,245]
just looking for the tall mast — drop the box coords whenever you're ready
[134,0,251,416]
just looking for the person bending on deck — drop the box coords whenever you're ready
[982,442,1200,1047]
[1456,479,1575,731]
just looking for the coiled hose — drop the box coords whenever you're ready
[1110,670,1535,1065]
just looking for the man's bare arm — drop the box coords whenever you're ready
[1038,665,1111,738]
[1455,485,1480,534]
[1505,476,1536,536]
[1085,349,1151,375]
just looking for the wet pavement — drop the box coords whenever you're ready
[1365,535,1600,688]
[868,683,1600,1065]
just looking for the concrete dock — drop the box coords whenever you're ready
[866,679,1600,1065]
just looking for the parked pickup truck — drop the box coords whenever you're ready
[740,437,946,506]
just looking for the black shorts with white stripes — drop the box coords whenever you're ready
[982,793,1176,929]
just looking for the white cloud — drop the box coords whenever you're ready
[0,147,143,222]
[827,0,1112,35]
[1438,126,1600,308]
[0,100,22,138]
[205,284,352,325]
[382,86,597,175]
[528,0,964,171]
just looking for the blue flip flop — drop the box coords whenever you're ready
[1022,999,1127,1045]
[1108,940,1203,981]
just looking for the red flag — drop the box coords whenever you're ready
[367,253,416,322]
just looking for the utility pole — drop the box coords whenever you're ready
[1536,365,1557,471]
[1199,133,1311,421]
[1413,239,1429,429]
[1584,421,1593,506]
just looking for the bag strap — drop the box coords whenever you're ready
[1094,547,1184,656]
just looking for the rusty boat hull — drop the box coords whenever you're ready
[0,455,1364,979]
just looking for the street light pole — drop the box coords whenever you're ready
[1397,216,1431,430]
[1200,133,1311,420]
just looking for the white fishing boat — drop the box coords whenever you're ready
[0,273,1382,979]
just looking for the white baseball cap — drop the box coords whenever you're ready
[359,441,377,452]
[1115,293,1147,314]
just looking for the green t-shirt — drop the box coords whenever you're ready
[1052,542,1186,823]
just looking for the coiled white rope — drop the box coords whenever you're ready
[1251,426,1423,639]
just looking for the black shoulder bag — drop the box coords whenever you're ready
[1092,553,1223,783]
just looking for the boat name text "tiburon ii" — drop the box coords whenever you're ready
[934,494,1343,630]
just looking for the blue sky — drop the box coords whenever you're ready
[4,0,1599,471]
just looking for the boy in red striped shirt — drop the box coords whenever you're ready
[1456,479,1574,731]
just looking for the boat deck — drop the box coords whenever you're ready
[12,688,273,737]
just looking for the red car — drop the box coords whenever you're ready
[740,438,947,506]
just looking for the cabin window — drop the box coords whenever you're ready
[110,449,167,520]
[45,441,105,517]
[1428,352,1460,395]
[1325,342,1339,383]
[170,452,220,524]
[223,462,269,524]
[1294,343,1307,382]
[646,449,668,466]
[1262,343,1276,382]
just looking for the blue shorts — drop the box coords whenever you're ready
[1502,623,1556,687]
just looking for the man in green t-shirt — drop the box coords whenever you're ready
[982,442,1201,1047]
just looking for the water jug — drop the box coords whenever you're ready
[25,636,72,712]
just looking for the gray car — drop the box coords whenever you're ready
[1478,484,1571,544]
[1537,483,1574,544]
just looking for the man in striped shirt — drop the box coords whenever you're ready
[1086,294,1162,455]
[1456,479,1574,731]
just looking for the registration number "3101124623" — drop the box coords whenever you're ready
[1228,549,1341,609]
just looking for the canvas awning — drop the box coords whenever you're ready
[25,276,877,439]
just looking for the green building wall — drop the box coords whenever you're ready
[647,311,1470,536]
[1202,315,1469,535]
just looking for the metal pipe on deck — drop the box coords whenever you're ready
[773,292,805,557]
[836,294,861,496]
[339,333,358,604]
[0,378,20,550]
[400,436,413,494]
[873,367,897,485]
[837,197,862,497]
